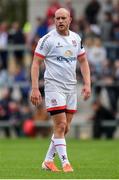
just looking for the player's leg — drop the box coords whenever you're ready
[44,134,56,162]
[61,92,77,172]
[43,112,74,172]
[43,113,74,165]
[65,92,77,135]
[42,91,73,172]
[43,111,73,172]
[65,113,74,135]
[42,92,66,171]
[52,111,73,172]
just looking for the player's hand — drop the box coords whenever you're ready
[81,84,91,101]
[30,88,42,106]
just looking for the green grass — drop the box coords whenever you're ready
[0,138,119,179]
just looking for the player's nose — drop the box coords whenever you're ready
[59,18,63,22]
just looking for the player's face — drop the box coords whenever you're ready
[55,11,71,34]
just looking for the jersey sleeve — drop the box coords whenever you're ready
[77,35,85,58]
[34,34,50,59]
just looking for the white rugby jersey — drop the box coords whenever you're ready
[35,29,85,93]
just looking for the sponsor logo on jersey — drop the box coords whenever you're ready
[57,56,76,63]
[40,35,50,50]
[57,50,76,62]
[51,99,57,106]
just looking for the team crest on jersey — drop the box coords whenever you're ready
[51,99,57,106]
[72,40,77,47]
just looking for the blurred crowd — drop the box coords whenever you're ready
[0,0,119,138]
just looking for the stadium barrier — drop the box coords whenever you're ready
[0,44,30,51]
[0,119,118,138]
[0,42,119,60]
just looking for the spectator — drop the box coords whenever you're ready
[85,0,101,24]
[0,88,10,137]
[64,0,75,30]
[20,102,33,121]
[46,0,61,24]
[31,17,48,56]
[100,12,113,42]
[112,14,119,42]
[13,64,30,102]
[83,22,98,40]
[46,0,61,31]
[91,99,116,139]
[90,24,101,36]
[88,37,107,77]
[114,59,119,82]
[64,0,75,18]
[0,22,8,69]
[0,68,9,86]
[8,22,25,65]
[9,100,22,137]
[113,0,119,17]
[113,60,119,114]
[93,60,114,100]
[78,16,87,37]
[23,21,32,46]
[103,0,113,14]
[35,17,48,38]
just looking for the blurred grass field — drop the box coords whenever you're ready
[0,138,119,179]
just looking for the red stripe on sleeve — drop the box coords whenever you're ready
[34,52,45,59]
[77,52,85,58]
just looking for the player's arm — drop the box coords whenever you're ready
[78,54,91,100]
[30,55,44,106]
[30,34,49,106]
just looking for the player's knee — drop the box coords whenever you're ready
[65,125,70,134]
[57,121,67,134]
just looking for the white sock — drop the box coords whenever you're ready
[44,134,56,162]
[54,138,69,165]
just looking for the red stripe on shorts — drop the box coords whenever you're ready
[66,109,77,113]
[47,105,66,112]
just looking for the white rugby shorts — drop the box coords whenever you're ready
[45,91,77,113]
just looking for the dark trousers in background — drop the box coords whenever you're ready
[0,51,8,69]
